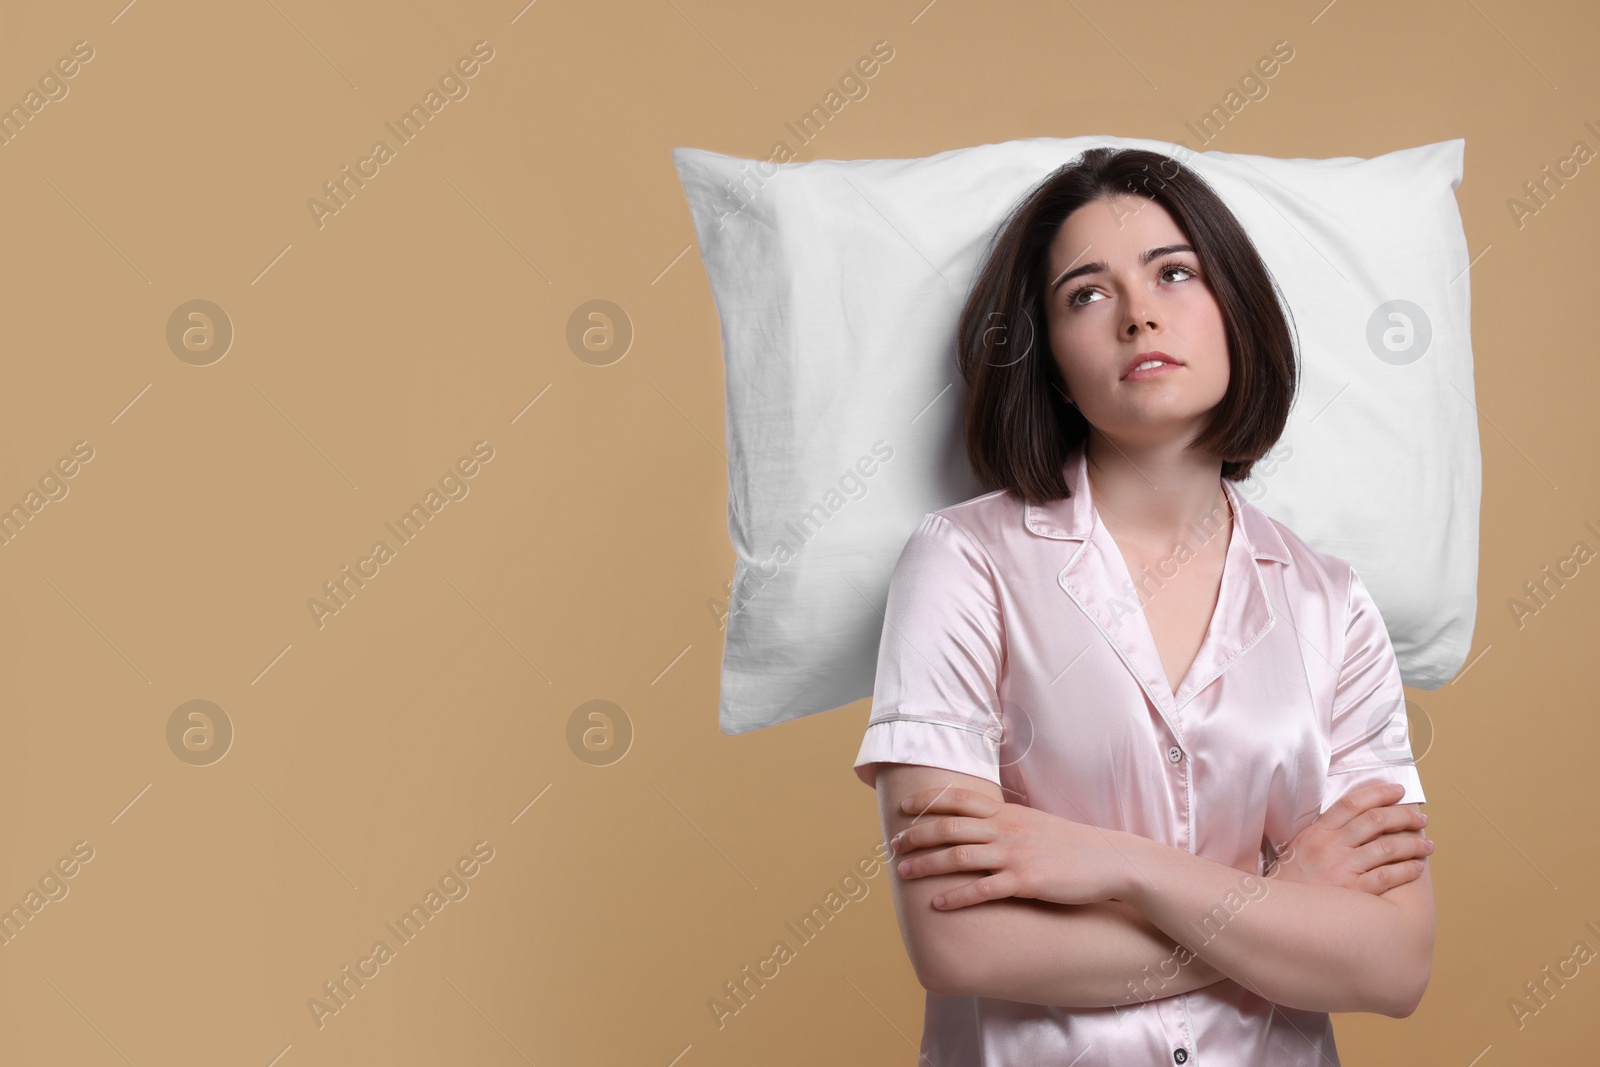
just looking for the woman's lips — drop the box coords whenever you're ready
[1123,361,1182,382]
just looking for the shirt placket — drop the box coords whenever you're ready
[1056,533,1195,852]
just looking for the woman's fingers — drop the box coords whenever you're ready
[900,787,999,818]
[931,872,1014,909]
[892,788,1003,855]
[1320,782,1408,832]
[1350,832,1435,874]
[891,815,994,855]
[1355,857,1429,895]
[896,841,1000,881]
[1347,801,1428,846]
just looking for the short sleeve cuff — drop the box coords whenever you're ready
[853,713,1001,789]
[1320,763,1426,814]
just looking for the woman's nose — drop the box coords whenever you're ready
[1122,293,1159,334]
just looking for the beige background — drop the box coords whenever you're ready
[0,0,1591,1063]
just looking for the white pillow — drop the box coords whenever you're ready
[671,135,1480,736]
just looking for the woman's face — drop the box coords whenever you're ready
[1042,193,1230,449]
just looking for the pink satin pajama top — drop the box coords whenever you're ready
[854,443,1426,1066]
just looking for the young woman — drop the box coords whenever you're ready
[853,147,1435,1065]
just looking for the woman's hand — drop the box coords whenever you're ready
[1267,781,1435,894]
[889,787,1142,910]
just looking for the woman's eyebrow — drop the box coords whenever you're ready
[1049,244,1196,293]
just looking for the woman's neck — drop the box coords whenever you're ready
[1082,434,1229,552]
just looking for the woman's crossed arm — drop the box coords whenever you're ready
[1116,801,1434,1016]
[876,762,1435,1016]
[874,762,1230,1008]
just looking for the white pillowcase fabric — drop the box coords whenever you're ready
[671,135,1480,736]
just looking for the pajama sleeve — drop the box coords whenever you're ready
[853,512,1007,790]
[1319,565,1427,814]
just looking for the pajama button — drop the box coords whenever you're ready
[1167,746,1182,762]
[1174,1048,1188,1064]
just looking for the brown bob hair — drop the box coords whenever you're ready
[956,146,1300,504]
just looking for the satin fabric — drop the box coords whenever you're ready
[854,443,1426,1066]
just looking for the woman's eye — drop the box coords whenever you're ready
[1064,263,1197,309]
